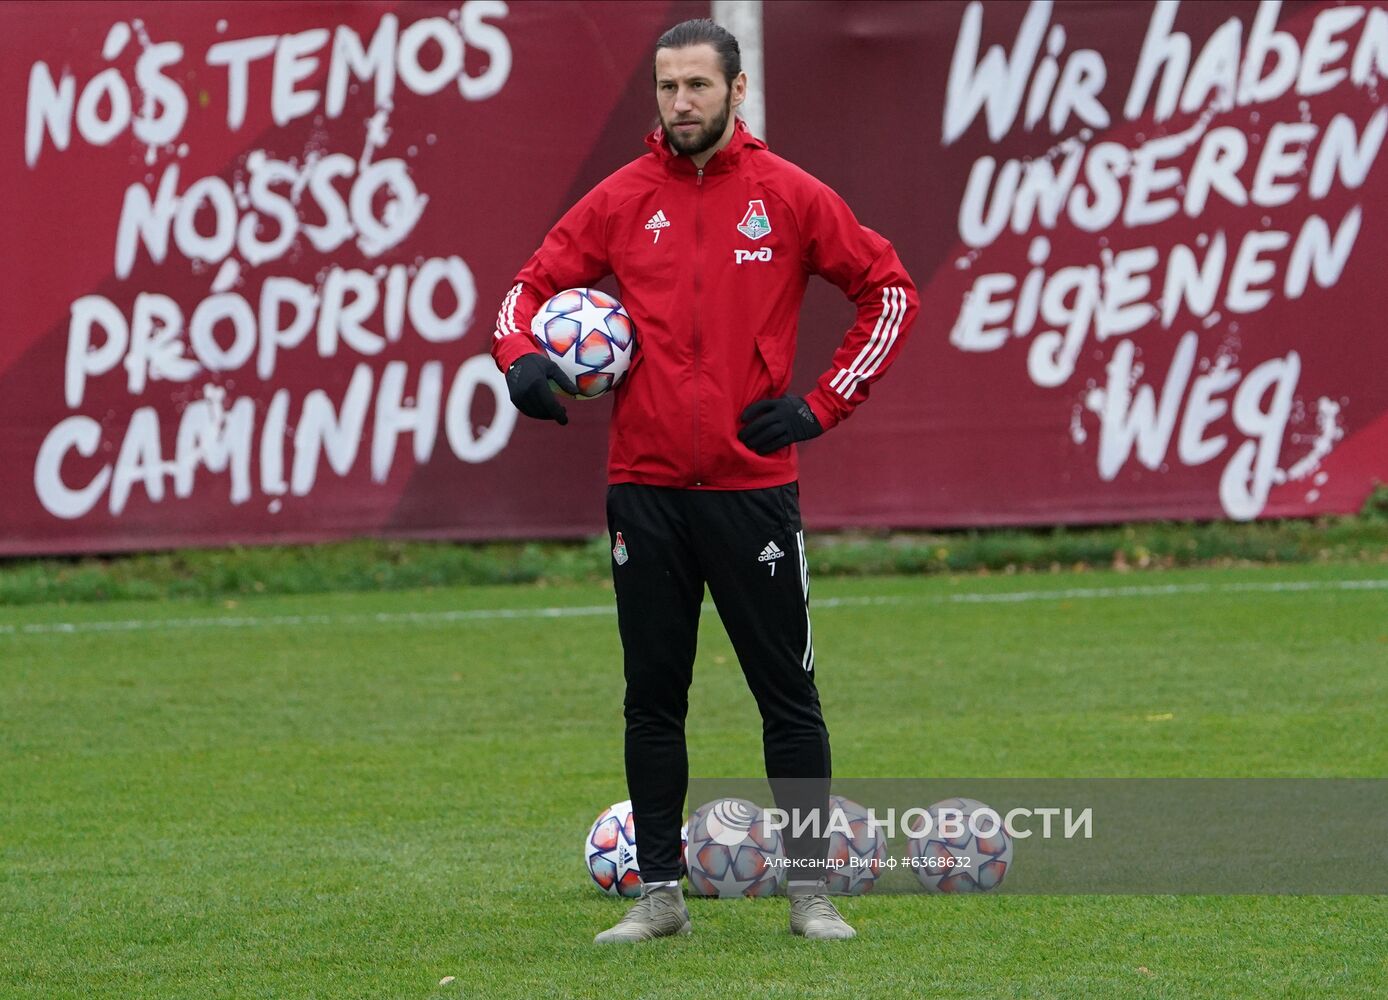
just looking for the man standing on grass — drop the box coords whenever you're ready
[491,18,917,942]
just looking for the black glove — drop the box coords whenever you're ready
[506,354,579,425]
[737,395,823,455]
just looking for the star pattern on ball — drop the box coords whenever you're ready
[568,293,615,340]
[547,339,590,388]
[531,288,636,398]
[701,866,766,898]
[595,343,633,376]
[837,840,884,892]
[547,292,625,392]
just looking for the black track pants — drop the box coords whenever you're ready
[607,482,831,883]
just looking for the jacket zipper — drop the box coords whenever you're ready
[692,167,704,486]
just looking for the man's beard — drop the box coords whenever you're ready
[663,94,732,157]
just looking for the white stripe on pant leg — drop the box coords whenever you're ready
[797,529,814,672]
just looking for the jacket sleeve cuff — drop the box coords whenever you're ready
[804,389,844,433]
[494,333,543,374]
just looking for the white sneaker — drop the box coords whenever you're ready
[594,884,692,943]
[789,891,856,940]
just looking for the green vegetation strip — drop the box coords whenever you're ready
[3,487,1386,606]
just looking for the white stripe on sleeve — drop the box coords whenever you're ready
[840,286,906,398]
[830,286,906,399]
[493,283,525,340]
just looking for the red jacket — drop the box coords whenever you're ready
[492,119,918,489]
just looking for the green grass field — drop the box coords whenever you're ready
[3,563,1386,998]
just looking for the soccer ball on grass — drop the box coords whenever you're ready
[905,796,1013,893]
[683,797,785,897]
[824,794,889,895]
[583,799,687,897]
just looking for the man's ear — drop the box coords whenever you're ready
[731,71,748,111]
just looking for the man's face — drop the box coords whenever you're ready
[655,44,745,158]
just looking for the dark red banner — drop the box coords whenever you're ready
[771,0,1388,527]
[0,0,702,554]
[2,1,1386,555]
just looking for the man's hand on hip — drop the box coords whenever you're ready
[506,354,579,425]
[737,395,823,455]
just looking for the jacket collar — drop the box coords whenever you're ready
[646,117,767,175]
